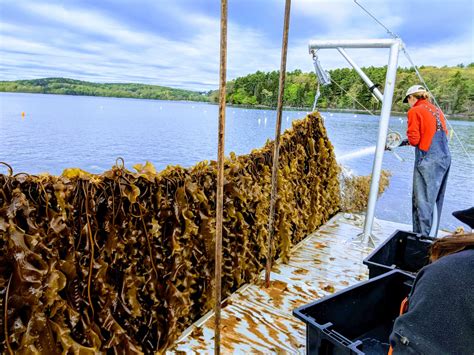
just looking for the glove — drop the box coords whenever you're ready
[399,139,410,147]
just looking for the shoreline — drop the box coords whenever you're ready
[224,103,473,121]
[1,90,472,121]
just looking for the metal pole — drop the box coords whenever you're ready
[214,0,227,353]
[265,0,291,288]
[337,48,383,102]
[309,38,399,50]
[362,40,401,242]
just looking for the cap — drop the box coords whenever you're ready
[403,85,426,103]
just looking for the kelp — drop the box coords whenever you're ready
[340,169,392,213]
[0,112,340,354]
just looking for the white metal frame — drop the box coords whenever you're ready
[308,38,402,245]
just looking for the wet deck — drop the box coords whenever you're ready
[169,213,420,354]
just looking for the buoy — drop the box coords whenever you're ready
[21,111,25,119]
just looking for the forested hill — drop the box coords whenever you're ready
[2,65,473,118]
[210,64,474,118]
[0,78,208,102]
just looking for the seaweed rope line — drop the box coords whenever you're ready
[0,162,14,203]
[3,274,13,355]
[114,157,159,281]
[214,0,227,353]
[354,0,473,165]
[84,181,95,315]
[265,0,292,288]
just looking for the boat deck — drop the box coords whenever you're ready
[169,213,432,354]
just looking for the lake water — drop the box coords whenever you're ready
[1,92,473,231]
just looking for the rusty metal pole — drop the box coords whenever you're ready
[214,0,227,354]
[265,0,291,288]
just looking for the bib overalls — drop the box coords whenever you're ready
[412,105,451,236]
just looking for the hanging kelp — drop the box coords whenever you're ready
[0,112,340,354]
[339,169,391,213]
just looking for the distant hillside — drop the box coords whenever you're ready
[2,65,473,119]
[0,77,209,102]
[209,64,474,118]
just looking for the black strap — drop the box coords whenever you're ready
[369,83,381,93]
[399,138,410,147]
[423,105,443,131]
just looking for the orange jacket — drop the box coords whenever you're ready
[406,99,448,151]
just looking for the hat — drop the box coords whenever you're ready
[403,85,426,103]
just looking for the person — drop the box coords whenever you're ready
[403,85,451,236]
[452,206,474,231]
[389,233,474,354]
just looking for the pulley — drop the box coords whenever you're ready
[311,50,331,86]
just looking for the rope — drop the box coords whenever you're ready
[312,81,321,112]
[214,0,227,353]
[353,0,473,164]
[330,79,376,116]
[4,274,13,355]
[354,0,398,38]
[325,78,397,134]
[265,0,292,288]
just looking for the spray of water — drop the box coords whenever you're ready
[337,145,376,162]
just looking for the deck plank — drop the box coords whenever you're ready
[169,213,423,354]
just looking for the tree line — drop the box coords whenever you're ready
[1,65,473,118]
[210,64,474,118]
[0,77,209,102]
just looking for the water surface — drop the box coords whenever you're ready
[1,92,473,231]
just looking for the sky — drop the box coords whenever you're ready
[0,0,473,91]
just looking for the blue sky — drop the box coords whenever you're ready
[1,0,472,90]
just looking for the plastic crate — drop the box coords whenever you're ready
[293,270,412,355]
[363,230,434,279]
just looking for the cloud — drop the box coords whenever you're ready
[0,1,285,90]
[291,0,354,24]
[1,2,220,89]
[400,35,474,68]
[20,2,155,47]
[287,0,473,72]
[0,0,472,91]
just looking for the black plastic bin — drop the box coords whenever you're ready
[363,230,434,279]
[293,270,412,355]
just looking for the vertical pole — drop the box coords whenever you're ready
[265,0,291,287]
[362,40,400,241]
[214,0,227,353]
